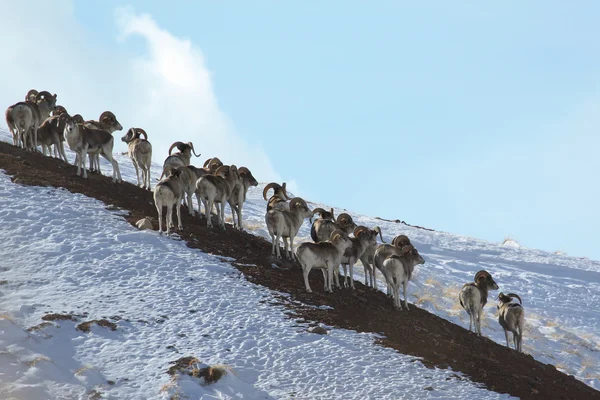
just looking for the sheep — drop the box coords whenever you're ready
[371,234,410,291]
[295,229,353,293]
[227,166,259,230]
[338,226,381,290]
[160,141,201,179]
[176,165,208,216]
[153,168,184,235]
[121,128,153,190]
[62,115,122,182]
[310,212,357,243]
[380,245,425,310]
[36,113,69,162]
[195,165,241,229]
[356,226,385,288]
[459,270,499,336]
[7,90,57,150]
[263,182,290,211]
[374,241,425,297]
[203,157,224,174]
[9,102,35,149]
[83,111,123,173]
[265,197,314,260]
[497,292,525,352]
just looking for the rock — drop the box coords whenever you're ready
[423,386,434,391]
[308,326,328,335]
[136,217,153,230]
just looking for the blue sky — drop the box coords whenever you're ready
[3,2,600,259]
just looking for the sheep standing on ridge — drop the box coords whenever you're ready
[459,270,499,336]
[497,292,525,352]
[154,169,184,235]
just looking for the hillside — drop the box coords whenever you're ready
[0,132,599,399]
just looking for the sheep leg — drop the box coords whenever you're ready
[349,261,356,289]
[237,204,243,231]
[176,198,183,231]
[133,161,141,187]
[275,233,282,258]
[341,264,348,288]
[476,310,482,336]
[504,330,510,348]
[282,237,289,259]
[165,203,173,235]
[206,199,214,227]
[33,126,38,151]
[270,233,277,256]
[145,165,151,190]
[302,262,312,293]
[289,235,295,260]
[80,147,88,178]
[321,269,328,292]
[373,267,378,290]
[327,262,334,293]
[156,203,163,233]
[402,280,409,310]
[59,141,68,162]
[187,190,195,216]
[220,201,226,230]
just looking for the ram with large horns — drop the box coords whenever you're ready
[160,141,201,180]
[121,128,153,190]
[459,270,499,337]
[265,197,315,260]
[263,182,289,212]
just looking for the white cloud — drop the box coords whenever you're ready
[0,2,284,186]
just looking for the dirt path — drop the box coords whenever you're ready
[1,141,598,400]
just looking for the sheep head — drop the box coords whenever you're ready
[99,111,123,132]
[497,292,522,305]
[401,244,425,265]
[474,270,499,291]
[312,207,334,220]
[238,167,258,187]
[26,89,38,102]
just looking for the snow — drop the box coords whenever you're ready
[0,128,598,398]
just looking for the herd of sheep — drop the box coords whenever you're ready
[4,89,525,353]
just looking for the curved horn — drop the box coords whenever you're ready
[207,157,223,172]
[373,226,385,242]
[281,182,290,200]
[474,270,491,282]
[53,105,68,116]
[262,182,282,200]
[401,244,415,254]
[506,293,522,304]
[312,207,327,216]
[288,197,307,209]
[99,111,116,120]
[203,158,212,168]
[35,90,52,102]
[168,141,184,155]
[330,208,335,221]
[237,167,251,175]
[135,128,147,140]
[72,114,84,124]
[353,226,370,238]
[214,165,230,177]
[188,142,201,157]
[26,89,38,102]
[392,235,411,247]
[337,213,353,226]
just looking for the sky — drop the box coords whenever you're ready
[1,1,599,260]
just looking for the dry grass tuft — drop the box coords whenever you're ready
[544,319,558,327]
[76,319,117,333]
[75,365,95,376]
[27,322,54,332]
[244,223,263,231]
[42,313,76,322]
[166,357,231,385]
[27,356,51,367]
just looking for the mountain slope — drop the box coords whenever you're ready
[0,133,599,399]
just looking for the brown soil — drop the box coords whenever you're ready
[1,141,598,400]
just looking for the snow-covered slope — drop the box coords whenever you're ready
[0,131,516,399]
[1,129,598,398]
